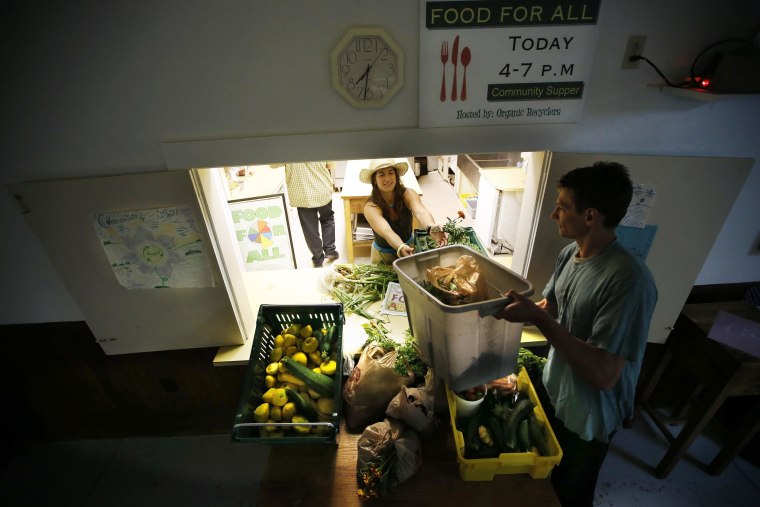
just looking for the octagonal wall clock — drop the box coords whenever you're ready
[330,27,404,108]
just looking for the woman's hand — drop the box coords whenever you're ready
[428,224,447,246]
[396,244,415,257]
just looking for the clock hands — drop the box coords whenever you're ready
[357,64,371,100]
[356,64,371,83]
[355,48,386,100]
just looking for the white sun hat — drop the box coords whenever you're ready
[359,158,409,185]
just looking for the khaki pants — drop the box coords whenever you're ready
[370,247,397,265]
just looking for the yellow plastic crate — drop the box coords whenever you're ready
[446,368,563,480]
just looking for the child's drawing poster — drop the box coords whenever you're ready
[92,206,215,289]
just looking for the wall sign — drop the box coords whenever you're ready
[228,194,296,271]
[419,0,602,127]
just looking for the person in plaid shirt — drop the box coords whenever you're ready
[270,161,339,268]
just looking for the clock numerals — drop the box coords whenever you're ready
[355,37,379,53]
[342,48,397,100]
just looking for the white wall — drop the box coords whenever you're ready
[2,1,760,325]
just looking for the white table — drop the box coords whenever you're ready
[212,267,546,366]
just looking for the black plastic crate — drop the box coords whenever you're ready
[232,304,344,445]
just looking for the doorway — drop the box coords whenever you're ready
[191,152,548,345]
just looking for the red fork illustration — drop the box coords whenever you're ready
[440,41,448,102]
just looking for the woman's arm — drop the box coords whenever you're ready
[405,190,446,246]
[405,190,435,229]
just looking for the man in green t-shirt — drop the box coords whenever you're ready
[497,161,657,507]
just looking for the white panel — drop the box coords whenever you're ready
[9,171,244,354]
[473,175,499,251]
[190,168,257,343]
[525,153,752,344]
[494,190,522,248]
[511,151,547,276]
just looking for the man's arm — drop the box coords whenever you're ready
[535,298,558,318]
[497,290,625,390]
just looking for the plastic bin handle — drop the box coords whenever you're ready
[477,295,513,318]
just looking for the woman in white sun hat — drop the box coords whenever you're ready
[361,158,446,264]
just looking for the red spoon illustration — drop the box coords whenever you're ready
[460,47,471,101]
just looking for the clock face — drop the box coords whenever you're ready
[331,28,404,108]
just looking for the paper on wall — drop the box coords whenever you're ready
[92,205,215,289]
[620,184,657,228]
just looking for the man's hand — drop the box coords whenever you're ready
[497,290,626,390]
[495,290,546,323]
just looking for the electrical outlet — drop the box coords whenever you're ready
[622,35,646,69]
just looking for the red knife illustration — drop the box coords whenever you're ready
[450,35,459,102]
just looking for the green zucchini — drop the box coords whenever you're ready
[285,388,318,421]
[281,356,335,397]
[464,413,482,456]
[528,413,551,456]
[488,416,506,452]
[505,398,535,450]
[518,419,530,452]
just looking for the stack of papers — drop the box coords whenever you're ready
[353,215,374,241]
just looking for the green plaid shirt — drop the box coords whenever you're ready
[270,162,333,208]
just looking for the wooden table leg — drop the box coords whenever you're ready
[707,398,760,475]
[655,382,732,479]
[343,199,354,262]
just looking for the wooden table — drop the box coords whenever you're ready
[340,159,422,262]
[632,301,760,478]
[257,419,560,506]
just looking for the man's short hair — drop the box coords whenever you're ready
[558,161,633,228]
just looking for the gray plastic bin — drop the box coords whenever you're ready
[393,245,533,392]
